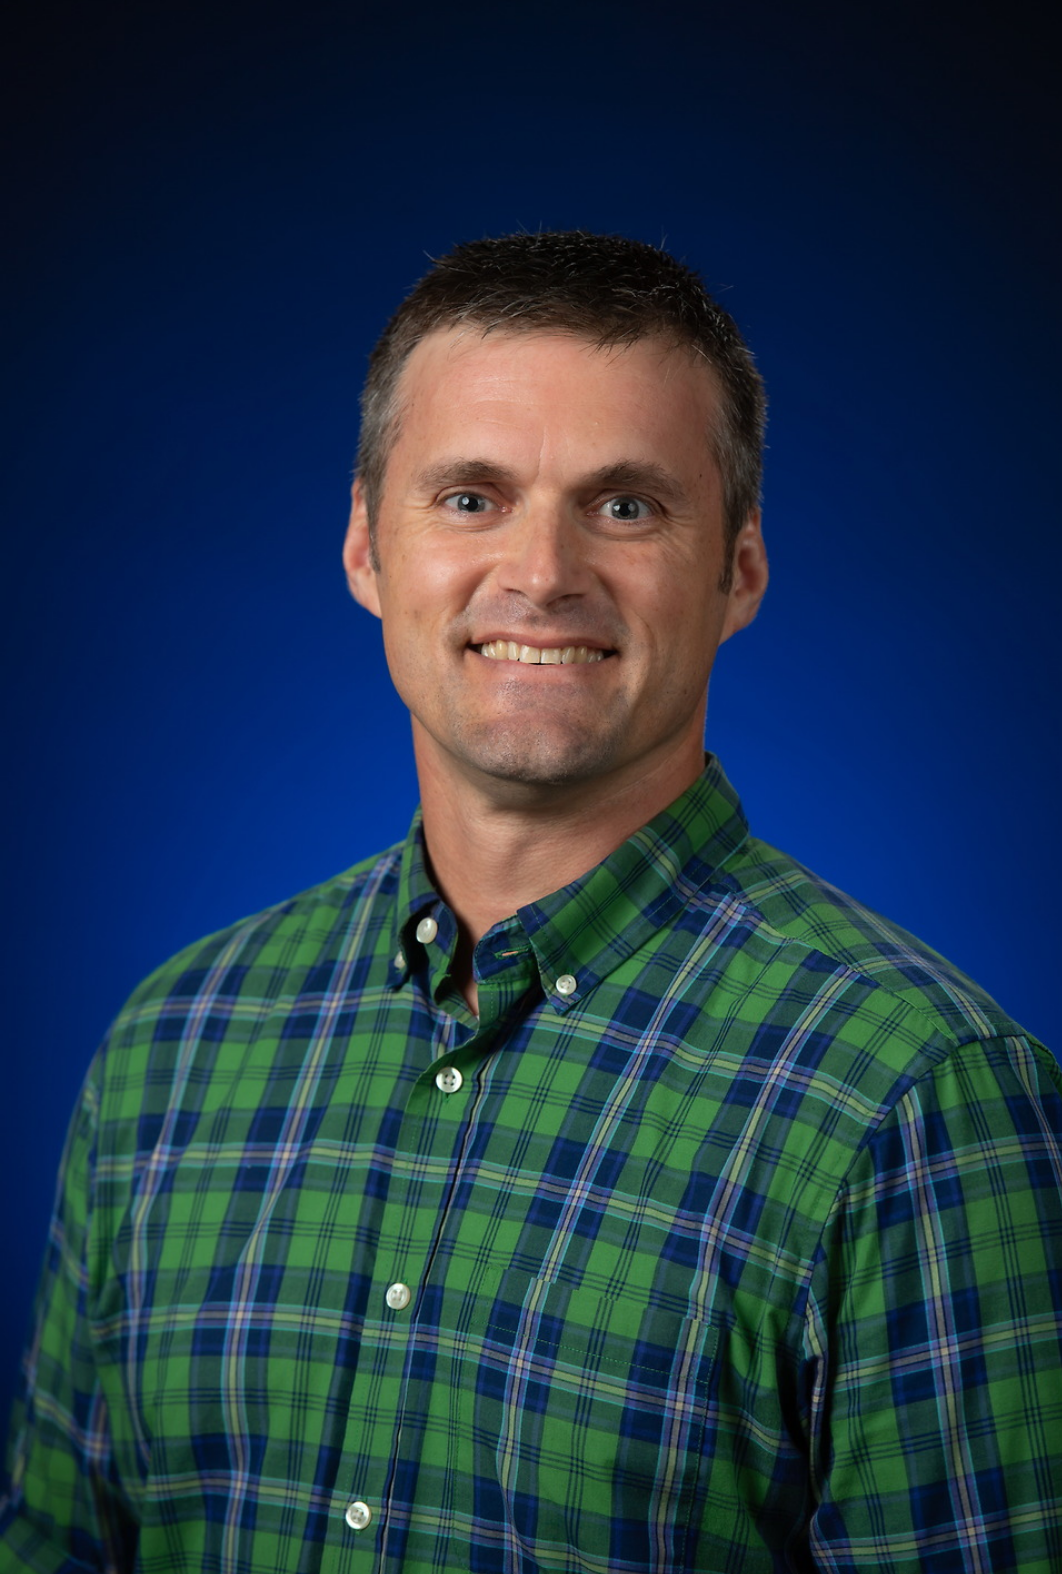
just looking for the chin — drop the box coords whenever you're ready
[460,729,624,790]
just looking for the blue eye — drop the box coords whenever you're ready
[600,495,651,522]
[443,492,491,513]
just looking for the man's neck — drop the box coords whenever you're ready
[415,739,706,1011]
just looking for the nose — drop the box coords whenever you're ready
[496,505,594,608]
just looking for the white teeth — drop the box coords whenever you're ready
[479,640,606,664]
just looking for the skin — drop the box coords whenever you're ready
[344,329,768,1009]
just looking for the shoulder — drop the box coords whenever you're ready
[693,835,1061,1245]
[714,833,1035,1052]
[97,840,405,1085]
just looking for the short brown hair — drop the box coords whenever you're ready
[357,231,766,557]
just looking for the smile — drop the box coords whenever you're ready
[475,641,609,665]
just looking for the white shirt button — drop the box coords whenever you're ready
[416,916,438,944]
[435,1065,463,1094]
[393,950,405,972]
[385,1281,412,1310]
[344,1499,372,1531]
[555,973,577,997]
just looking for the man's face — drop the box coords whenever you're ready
[345,329,767,806]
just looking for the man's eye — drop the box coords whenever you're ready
[598,495,652,522]
[442,492,492,514]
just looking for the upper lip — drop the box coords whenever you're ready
[472,634,615,651]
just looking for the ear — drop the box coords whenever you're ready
[720,510,769,643]
[343,478,383,619]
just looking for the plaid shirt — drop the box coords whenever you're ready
[3,759,1061,1573]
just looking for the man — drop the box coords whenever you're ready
[2,232,1060,1573]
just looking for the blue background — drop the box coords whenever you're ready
[2,0,1059,1435]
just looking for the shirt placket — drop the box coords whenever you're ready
[320,918,539,1572]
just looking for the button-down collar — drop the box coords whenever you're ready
[391,757,749,1011]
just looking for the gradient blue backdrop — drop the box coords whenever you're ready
[3,0,1059,1436]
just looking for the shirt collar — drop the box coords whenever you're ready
[391,756,749,1007]
[390,806,443,985]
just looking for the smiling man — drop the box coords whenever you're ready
[343,324,767,1010]
[3,233,1061,1574]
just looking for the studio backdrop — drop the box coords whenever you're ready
[2,0,1059,1434]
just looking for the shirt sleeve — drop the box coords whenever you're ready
[0,1067,137,1573]
[802,1032,1062,1573]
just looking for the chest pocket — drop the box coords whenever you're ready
[474,1269,720,1572]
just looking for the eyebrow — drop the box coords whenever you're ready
[412,459,521,493]
[579,461,689,505]
[411,457,690,504]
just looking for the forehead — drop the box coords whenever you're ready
[388,329,721,471]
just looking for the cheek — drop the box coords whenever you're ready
[627,575,718,647]
[376,556,476,683]
[394,540,485,610]
[639,587,726,694]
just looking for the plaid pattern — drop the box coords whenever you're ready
[3,758,1061,1573]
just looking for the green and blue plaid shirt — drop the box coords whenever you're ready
[3,759,1061,1573]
